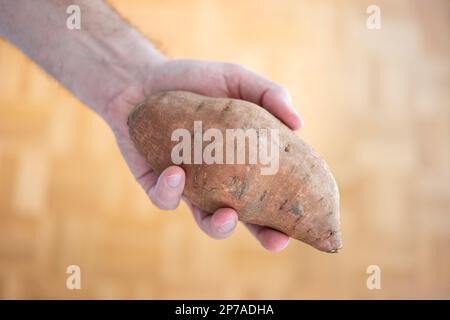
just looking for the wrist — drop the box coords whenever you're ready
[101,57,168,139]
[95,22,168,132]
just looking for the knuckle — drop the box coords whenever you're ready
[223,62,244,74]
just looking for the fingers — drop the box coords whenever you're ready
[259,86,304,131]
[147,165,185,210]
[245,223,290,252]
[138,165,289,252]
[185,201,289,252]
[187,202,238,239]
[223,63,304,130]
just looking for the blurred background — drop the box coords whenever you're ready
[0,0,449,299]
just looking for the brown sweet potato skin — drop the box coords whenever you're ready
[128,91,342,252]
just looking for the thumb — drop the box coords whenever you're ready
[148,166,186,210]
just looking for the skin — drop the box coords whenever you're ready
[0,0,304,252]
[129,92,342,252]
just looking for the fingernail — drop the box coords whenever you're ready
[295,113,305,129]
[218,220,236,234]
[288,104,301,120]
[283,96,304,128]
[281,91,293,107]
[289,107,304,129]
[167,174,182,188]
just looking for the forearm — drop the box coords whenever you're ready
[0,0,165,117]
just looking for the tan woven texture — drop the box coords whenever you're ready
[0,0,449,298]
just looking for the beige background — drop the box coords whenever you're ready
[0,0,449,299]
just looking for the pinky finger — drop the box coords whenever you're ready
[244,223,290,252]
[185,200,238,240]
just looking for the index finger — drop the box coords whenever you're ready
[223,64,304,130]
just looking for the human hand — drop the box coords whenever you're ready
[105,59,304,252]
[1,0,302,251]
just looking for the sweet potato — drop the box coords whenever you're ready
[128,91,342,252]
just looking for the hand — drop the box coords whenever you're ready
[105,59,304,252]
[1,1,302,251]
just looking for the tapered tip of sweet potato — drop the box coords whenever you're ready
[292,161,342,253]
[312,211,342,253]
[294,219,343,253]
[300,226,342,253]
[316,230,343,253]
